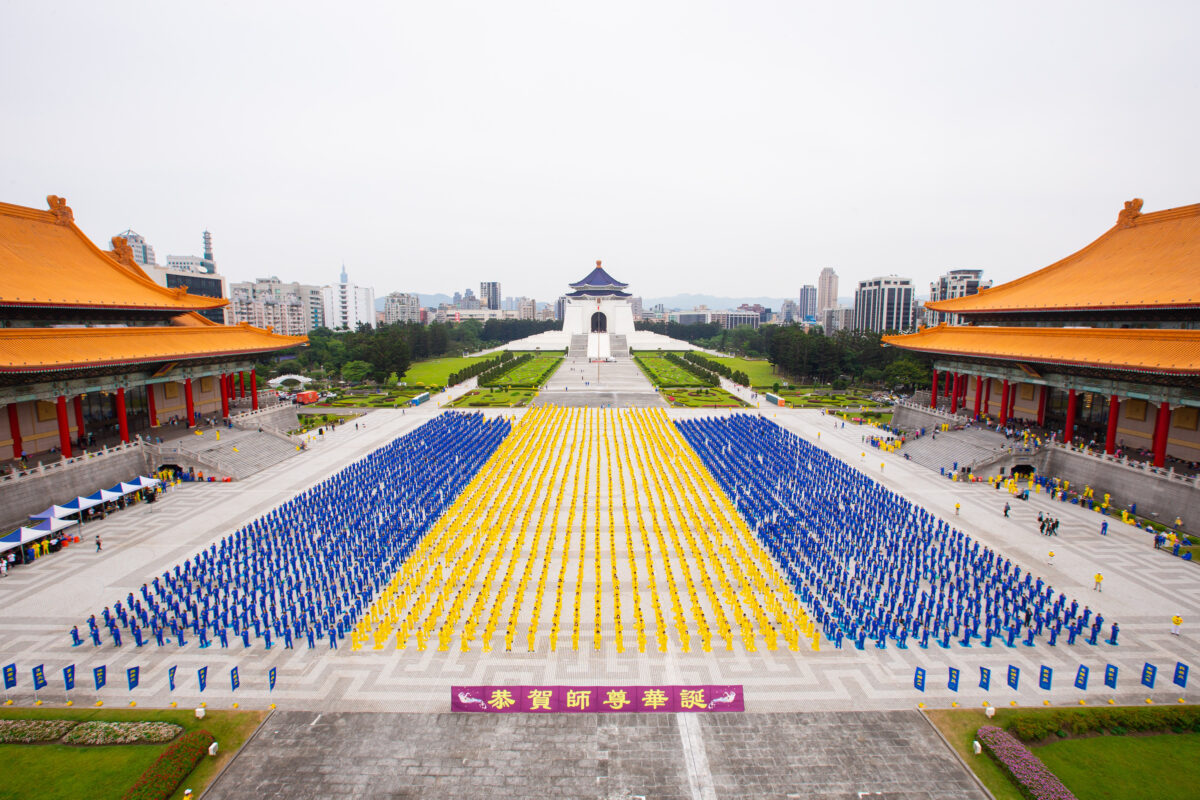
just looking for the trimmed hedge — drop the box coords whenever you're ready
[449,352,513,387]
[1006,706,1200,742]
[122,728,215,800]
[683,351,749,387]
[977,725,1078,800]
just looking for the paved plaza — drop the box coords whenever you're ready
[1,392,1196,797]
[205,709,986,800]
[533,354,667,408]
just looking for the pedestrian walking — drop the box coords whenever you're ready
[1003,502,1010,518]
[1093,572,1103,592]
[96,536,102,552]
[1171,615,1182,636]
[954,503,960,515]
[1100,520,1108,536]
[1048,550,1055,566]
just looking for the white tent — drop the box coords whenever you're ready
[29,505,78,521]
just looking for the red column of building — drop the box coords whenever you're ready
[73,395,86,443]
[116,387,129,443]
[250,369,259,410]
[238,372,245,399]
[1035,386,1046,426]
[220,373,230,417]
[1063,388,1076,444]
[1104,394,1120,455]
[983,378,991,415]
[930,370,939,409]
[7,403,22,459]
[185,378,195,427]
[1153,402,1171,467]
[147,384,158,427]
[56,395,72,457]
[227,374,234,402]
[999,379,1009,424]
[950,374,960,413]
[972,376,983,418]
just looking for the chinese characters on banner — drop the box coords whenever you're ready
[451,685,745,713]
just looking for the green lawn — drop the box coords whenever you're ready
[634,355,707,387]
[709,356,778,387]
[401,355,491,387]
[664,388,748,408]
[0,707,266,800]
[448,388,537,408]
[491,354,563,387]
[1035,732,1200,800]
[924,709,1023,800]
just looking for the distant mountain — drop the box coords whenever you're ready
[643,294,793,311]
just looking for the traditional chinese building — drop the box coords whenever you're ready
[0,196,307,460]
[884,198,1200,467]
[561,261,636,336]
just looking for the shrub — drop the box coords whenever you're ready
[122,728,214,800]
[62,721,183,745]
[1004,706,1200,742]
[977,725,1078,800]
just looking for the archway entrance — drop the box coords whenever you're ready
[590,312,607,333]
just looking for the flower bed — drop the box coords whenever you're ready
[122,728,214,800]
[977,725,1077,800]
[0,719,78,743]
[1006,705,1200,742]
[61,721,183,745]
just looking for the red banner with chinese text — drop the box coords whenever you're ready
[451,685,744,713]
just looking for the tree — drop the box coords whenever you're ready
[385,371,399,387]
[884,357,930,392]
[341,360,374,385]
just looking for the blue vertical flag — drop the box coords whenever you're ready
[1141,663,1157,689]
[231,667,240,692]
[1074,665,1089,691]
[198,666,207,693]
[63,665,75,692]
[93,666,106,691]
[979,667,991,691]
[948,667,960,692]
[1007,665,1020,690]
[127,667,139,691]
[1174,663,1189,689]
[268,667,277,692]
[1039,666,1052,691]
[913,666,926,692]
[2,663,15,690]
[168,665,176,692]
[1104,664,1118,689]
[32,665,47,691]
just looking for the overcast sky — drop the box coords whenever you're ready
[3,1,1197,304]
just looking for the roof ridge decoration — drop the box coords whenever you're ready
[47,195,74,225]
[1115,197,1143,228]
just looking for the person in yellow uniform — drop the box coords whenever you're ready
[1093,572,1103,592]
[1171,615,1182,636]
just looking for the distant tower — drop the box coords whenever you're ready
[201,230,215,274]
[817,267,839,312]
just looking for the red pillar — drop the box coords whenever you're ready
[1063,388,1076,444]
[116,387,129,443]
[185,378,195,427]
[56,395,72,457]
[147,384,158,427]
[1104,394,1120,455]
[973,376,983,418]
[950,374,960,414]
[250,369,259,410]
[238,372,245,399]
[7,403,22,459]
[73,395,86,442]
[1037,385,1048,427]
[1152,402,1171,467]
[220,373,230,417]
[930,370,939,408]
[983,378,991,415]
[998,379,1008,423]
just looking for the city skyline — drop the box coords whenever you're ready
[3,3,1197,301]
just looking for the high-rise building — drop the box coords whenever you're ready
[853,276,915,333]
[113,229,156,267]
[799,285,818,319]
[383,292,422,325]
[460,288,480,310]
[630,296,643,321]
[821,306,854,335]
[322,266,376,330]
[150,231,227,324]
[480,281,501,310]
[927,269,992,326]
[817,267,839,312]
[517,297,537,320]
[780,299,799,323]
[554,296,566,321]
[229,276,326,335]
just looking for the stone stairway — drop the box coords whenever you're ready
[899,427,1034,474]
[154,428,302,479]
[568,334,588,358]
[609,334,629,357]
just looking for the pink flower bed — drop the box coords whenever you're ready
[976,725,1078,800]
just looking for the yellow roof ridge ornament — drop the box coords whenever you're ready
[46,194,74,225]
[1116,197,1143,228]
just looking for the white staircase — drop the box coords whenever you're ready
[609,334,629,357]
[568,335,588,358]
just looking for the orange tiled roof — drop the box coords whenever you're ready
[0,196,226,311]
[927,200,1200,313]
[0,317,306,373]
[883,324,1200,375]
